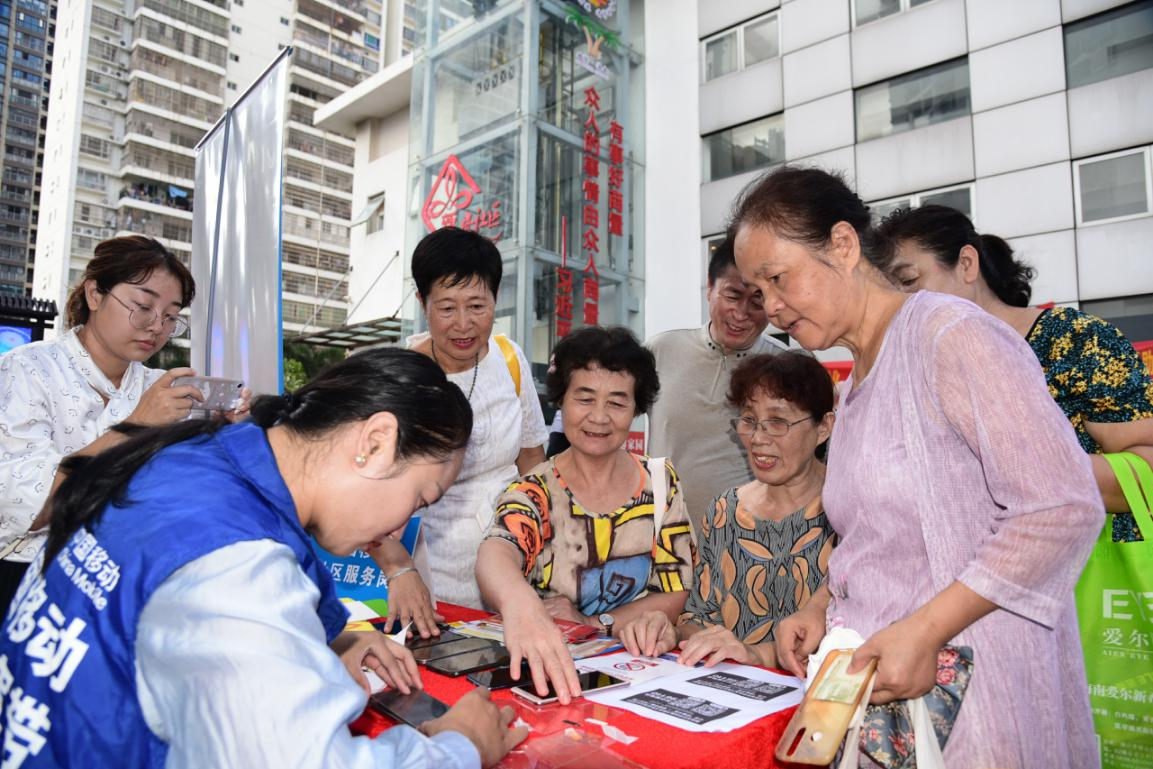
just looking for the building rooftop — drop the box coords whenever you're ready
[313,55,414,134]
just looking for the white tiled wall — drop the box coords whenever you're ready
[855,118,976,201]
[850,0,968,87]
[972,92,1070,178]
[969,27,1066,112]
[690,0,1152,342]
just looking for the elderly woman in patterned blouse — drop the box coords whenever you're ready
[619,351,836,668]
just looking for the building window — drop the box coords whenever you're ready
[230,24,241,34]
[702,113,785,182]
[280,17,289,25]
[855,57,970,142]
[351,192,386,234]
[1064,1,1153,90]
[870,182,975,222]
[700,12,780,83]
[227,81,237,90]
[229,53,239,62]
[1073,146,1152,225]
[854,0,936,27]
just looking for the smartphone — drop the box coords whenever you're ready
[412,636,499,664]
[511,671,629,706]
[369,689,449,728]
[172,376,244,411]
[406,628,464,651]
[468,663,530,690]
[426,644,510,677]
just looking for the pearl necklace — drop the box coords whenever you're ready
[431,341,480,400]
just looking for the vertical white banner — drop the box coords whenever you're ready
[192,50,291,396]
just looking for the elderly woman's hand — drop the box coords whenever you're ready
[540,595,589,625]
[331,630,421,696]
[502,599,583,705]
[618,610,679,657]
[775,598,827,678]
[678,624,763,667]
[850,615,939,705]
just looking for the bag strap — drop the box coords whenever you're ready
[647,456,668,537]
[493,334,520,397]
[1117,452,1153,540]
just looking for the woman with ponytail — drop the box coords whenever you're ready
[877,204,1153,539]
[0,348,526,769]
[0,236,252,612]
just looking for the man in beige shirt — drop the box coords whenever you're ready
[647,237,787,541]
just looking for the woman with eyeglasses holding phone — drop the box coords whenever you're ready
[619,351,835,667]
[0,236,249,612]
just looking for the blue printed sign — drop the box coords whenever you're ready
[311,517,422,610]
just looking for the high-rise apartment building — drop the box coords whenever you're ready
[35,0,386,339]
[0,0,53,296]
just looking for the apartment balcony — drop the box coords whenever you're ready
[292,48,364,89]
[285,156,353,194]
[128,78,223,125]
[130,47,225,99]
[286,127,355,167]
[7,92,40,111]
[284,183,352,220]
[135,15,229,69]
[3,151,35,167]
[138,0,229,40]
[119,182,194,215]
[125,111,206,151]
[293,23,379,77]
[116,201,194,245]
[121,142,197,186]
[283,211,350,250]
[282,241,350,274]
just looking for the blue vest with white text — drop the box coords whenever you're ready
[0,422,348,768]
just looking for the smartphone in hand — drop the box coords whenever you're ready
[173,376,244,411]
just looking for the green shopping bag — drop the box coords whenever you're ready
[1075,452,1153,769]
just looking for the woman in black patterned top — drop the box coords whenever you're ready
[618,351,835,667]
[880,205,1153,541]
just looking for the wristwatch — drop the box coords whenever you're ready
[598,612,615,636]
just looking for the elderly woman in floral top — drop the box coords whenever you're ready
[620,351,836,668]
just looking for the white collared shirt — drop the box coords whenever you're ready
[0,327,163,562]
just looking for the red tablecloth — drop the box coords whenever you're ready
[351,604,799,769]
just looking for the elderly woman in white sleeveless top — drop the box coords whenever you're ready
[371,227,547,634]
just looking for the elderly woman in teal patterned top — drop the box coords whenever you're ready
[618,351,835,667]
[880,204,1153,541]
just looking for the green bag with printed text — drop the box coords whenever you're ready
[1075,452,1153,769]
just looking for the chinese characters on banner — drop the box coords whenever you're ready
[556,217,574,338]
[552,86,625,339]
[420,154,504,240]
[581,85,602,329]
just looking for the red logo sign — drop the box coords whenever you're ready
[421,154,504,239]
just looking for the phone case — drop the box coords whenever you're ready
[775,649,876,765]
[173,376,244,411]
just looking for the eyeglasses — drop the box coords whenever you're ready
[104,291,188,338]
[730,415,814,437]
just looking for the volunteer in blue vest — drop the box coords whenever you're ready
[371,227,548,629]
[0,349,526,769]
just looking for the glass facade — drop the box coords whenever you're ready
[405,0,644,385]
[855,57,970,142]
[1065,0,1153,90]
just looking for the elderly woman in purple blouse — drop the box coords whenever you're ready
[731,167,1102,769]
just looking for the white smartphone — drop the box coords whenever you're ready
[510,671,629,706]
[172,376,245,412]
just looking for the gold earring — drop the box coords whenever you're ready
[355,454,367,467]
